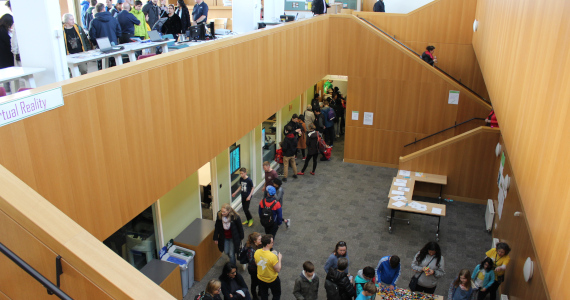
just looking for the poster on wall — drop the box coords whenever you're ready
[363,112,374,125]
[448,90,460,105]
[352,111,359,120]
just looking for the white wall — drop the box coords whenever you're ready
[233,0,262,33]
[384,0,434,14]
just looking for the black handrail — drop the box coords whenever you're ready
[0,242,73,300]
[404,118,486,147]
[357,16,492,105]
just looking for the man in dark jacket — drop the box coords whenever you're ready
[110,0,123,18]
[298,124,319,176]
[373,0,385,12]
[84,0,97,29]
[281,125,298,182]
[142,0,161,29]
[311,93,320,111]
[313,108,325,133]
[89,3,122,46]
[117,2,140,43]
[311,0,330,15]
[284,114,302,136]
[325,258,355,300]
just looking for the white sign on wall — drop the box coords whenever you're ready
[0,88,64,127]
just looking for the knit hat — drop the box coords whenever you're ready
[266,186,276,196]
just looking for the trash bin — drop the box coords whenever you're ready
[168,245,195,290]
[161,253,190,297]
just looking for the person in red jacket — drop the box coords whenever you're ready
[485,110,499,128]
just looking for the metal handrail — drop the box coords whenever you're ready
[404,118,486,147]
[0,242,73,300]
[357,16,492,105]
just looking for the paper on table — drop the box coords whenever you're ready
[395,179,407,184]
[409,202,427,211]
[394,182,406,187]
[431,208,442,215]
[415,172,424,177]
[390,196,407,201]
[392,201,406,208]
[391,190,405,195]
[398,170,411,176]
[398,187,410,192]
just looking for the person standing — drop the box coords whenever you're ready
[62,13,89,74]
[84,0,98,30]
[411,242,445,294]
[281,125,298,182]
[254,235,282,300]
[232,167,254,227]
[258,186,283,238]
[262,161,278,197]
[324,241,349,274]
[272,179,290,228]
[293,261,319,300]
[321,99,335,147]
[245,232,262,300]
[89,3,122,46]
[355,267,378,300]
[375,255,401,290]
[142,0,161,29]
[0,14,14,92]
[192,0,209,25]
[117,2,140,43]
[478,243,511,300]
[325,258,355,300]
[161,4,182,39]
[202,279,223,300]
[105,0,115,12]
[213,203,245,266]
[111,0,123,17]
[297,124,319,176]
[176,0,191,34]
[132,1,149,40]
[219,262,252,300]
[304,105,315,130]
[448,269,475,300]
[311,0,330,16]
[472,258,495,299]
[373,0,385,12]
[296,115,307,160]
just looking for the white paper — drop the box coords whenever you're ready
[431,208,442,215]
[448,90,460,105]
[363,112,374,125]
[391,190,405,195]
[415,172,424,177]
[394,182,407,187]
[409,202,427,211]
[398,170,411,176]
[392,201,406,208]
[352,111,359,120]
[395,179,407,184]
[390,196,407,201]
[398,187,410,192]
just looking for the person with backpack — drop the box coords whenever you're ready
[214,203,245,265]
[293,261,319,300]
[272,178,290,228]
[243,232,262,300]
[297,123,319,176]
[254,235,282,300]
[219,262,252,300]
[258,186,283,238]
[375,255,401,291]
[313,108,325,133]
[325,257,355,300]
[410,242,445,294]
[355,267,378,300]
[311,93,320,112]
[321,99,335,147]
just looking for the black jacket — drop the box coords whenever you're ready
[219,273,250,300]
[314,113,325,133]
[311,0,330,15]
[161,14,182,36]
[284,120,302,136]
[213,213,244,253]
[421,51,435,66]
[282,133,298,157]
[306,130,319,156]
[89,11,122,45]
[142,1,161,29]
[373,1,385,12]
[311,98,320,111]
[0,28,14,69]
[176,6,191,33]
[325,268,356,300]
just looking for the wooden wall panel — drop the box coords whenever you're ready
[0,18,330,241]
[399,127,499,202]
[331,15,490,166]
[473,0,570,298]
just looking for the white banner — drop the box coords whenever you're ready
[0,88,64,127]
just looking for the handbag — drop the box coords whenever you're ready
[409,256,436,291]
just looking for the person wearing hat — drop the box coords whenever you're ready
[259,186,283,239]
[111,0,124,18]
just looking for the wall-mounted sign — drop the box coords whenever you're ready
[0,87,64,127]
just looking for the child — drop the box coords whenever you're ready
[293,261,319,300]
[375,255,401,290]
[273,178,290,228]
[355,266,378,300]
[356,282,377,300]
[472,257,495,299]
[448,269,476,300]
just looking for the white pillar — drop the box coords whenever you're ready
[264,0,285,23]
[12,0,69,86]
[232,0,261,33]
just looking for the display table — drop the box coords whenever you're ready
[174,218,220,281]
[0,67,45,92]
[140,259,182,300]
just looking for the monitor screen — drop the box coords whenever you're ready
[262,128,266,145]
[188,25,201,40]
[230,145,240,174]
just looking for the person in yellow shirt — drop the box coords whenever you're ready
[254,234,282,300]
[480,243,511,300]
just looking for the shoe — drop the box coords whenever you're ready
[286,219,290,228]
[283,178,288,182]
[248,219,253,227]
[297,172,304,175]
[302,157,306,160]
[310,172,315,175]
[293,175,298,179]
[242,220,248,225]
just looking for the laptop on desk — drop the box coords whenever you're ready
[96,37,124,53]
[147,30,169,42]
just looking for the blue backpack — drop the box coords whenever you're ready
[327,107,336,121]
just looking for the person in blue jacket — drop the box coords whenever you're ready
[258,186,283,238]
[324,241,349,274]
[375,255,401,290]
[89,3,122,46]
[448,269,476,300]
[472,257,495,299]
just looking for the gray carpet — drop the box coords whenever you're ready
[184,136,492,299]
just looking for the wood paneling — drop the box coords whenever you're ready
[330,15,490,165]
[354,0,489,100]
[399,127,499,202]
[472,0,570,298]
[0,17,330,242]
[160,267,183,300]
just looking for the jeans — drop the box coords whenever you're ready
[224,239,236,265]
[242,197,253,221]
[301,154,318,173]
[282,156,297,178]
[325,126,335,146]
[259,276,281,300]
[334,118,342,136]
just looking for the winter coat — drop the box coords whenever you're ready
[297,121,307,149]
[84,6,95,30]
[0,27,13,69]
[258,197,283,226]
[117,10,141,35]
[311,0,330,15]
[306,131,319,156]
[282,133,298,157]
[161,13,182,36]
[176,6,191,33]
[213,212,244,253]
[220,273,250,300]
[314,113,325,133]
[142,0,161,29]
[411,252,445,288]
[373,1,385,12]
[293,271,319,300]
[325,268,355,300]
[131,9,149,39]
[89,11,122,45]
[321,106,334,128]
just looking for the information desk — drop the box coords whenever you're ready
[140,259,183,300]
[0,67,45,92]
[396,170,447,199]
[174,218,220,281]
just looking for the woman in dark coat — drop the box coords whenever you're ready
[0,14,14,70]
[214,203,244,265]
[176,0,191,34]
[298,123,319,176]
[161,4,182,39]
[219,262,251,300]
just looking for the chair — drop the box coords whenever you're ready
[226,18,232,31]
[214,18,226,30]
[18,88,31,92]
[137,54,156,60]
[0,87,6,97]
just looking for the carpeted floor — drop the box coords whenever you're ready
[184,136,492,299]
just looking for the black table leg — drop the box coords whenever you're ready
[436,216,441,241]
[389,209,394,233]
